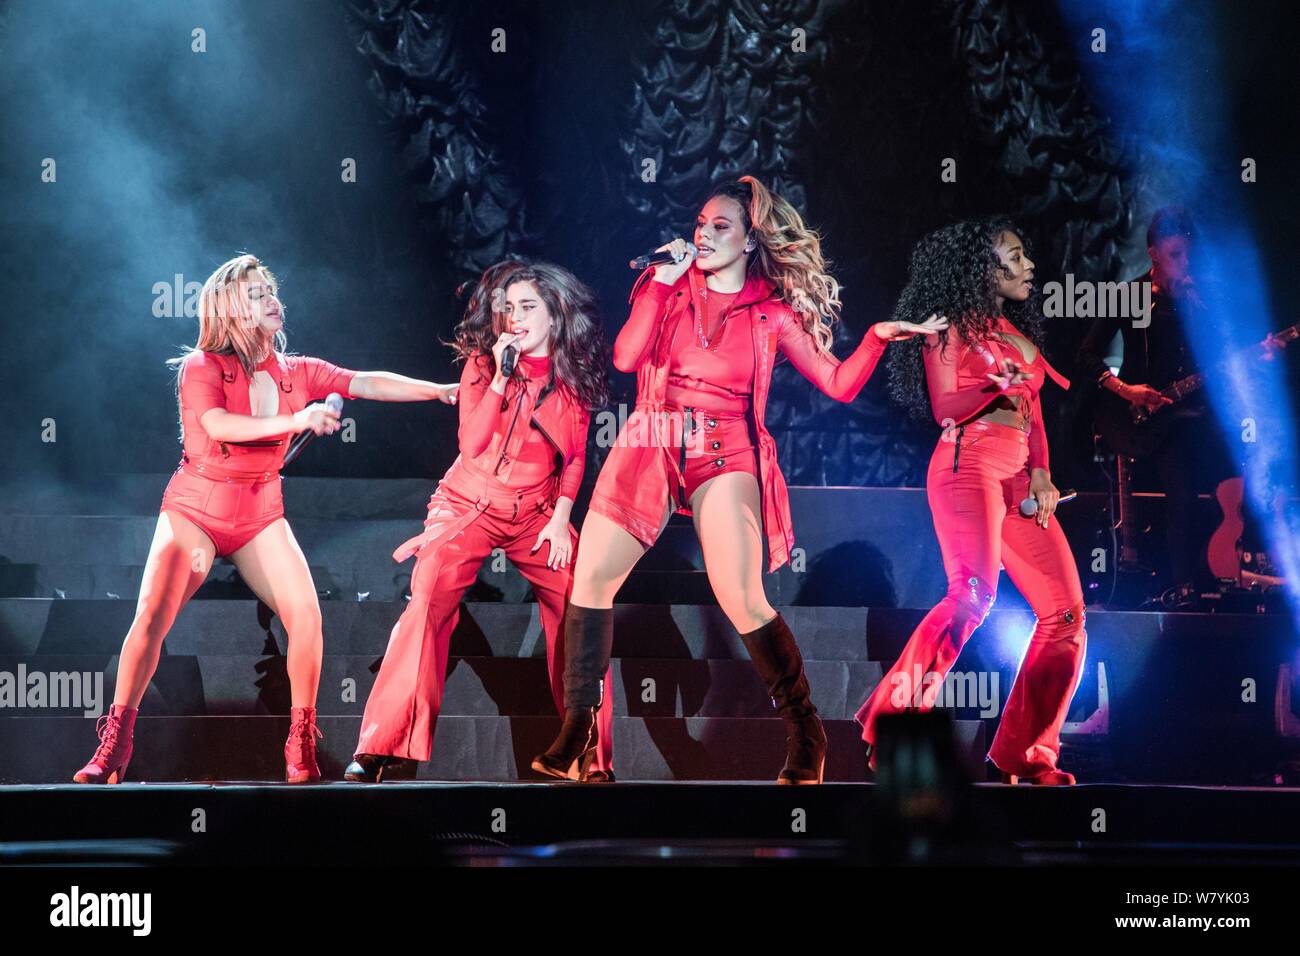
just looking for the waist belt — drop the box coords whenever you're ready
[179,454,278,484]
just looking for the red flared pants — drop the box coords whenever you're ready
[356,481,614,772]
[855,420,1087,776]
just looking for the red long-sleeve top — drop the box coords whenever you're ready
[922,317,1068,473]
[616,276,888,403]
[666,287,753,397]
[455,352,585,499]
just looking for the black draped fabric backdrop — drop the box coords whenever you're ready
[348,0,1135,488]
[10,1,1290,490]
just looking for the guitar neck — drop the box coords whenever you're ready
[1162,373,1203,403]
[1158,323,1299,405]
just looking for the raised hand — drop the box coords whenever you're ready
[651,237,697,286]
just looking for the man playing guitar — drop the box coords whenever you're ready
[1078,206,1233,604]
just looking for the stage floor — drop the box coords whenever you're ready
[4,781,1300,866]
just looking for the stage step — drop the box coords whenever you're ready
[0,482,986,608]
[0,654,885,720]
[0,715,987,784]
[0,600,870,660]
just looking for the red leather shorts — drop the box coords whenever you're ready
[674,402,758,503]
[159,464,285,557]
[588,387,758,547]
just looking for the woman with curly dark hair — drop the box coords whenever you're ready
[530,176,944,784]
[346,260,615,782]
[855,217,1086,785]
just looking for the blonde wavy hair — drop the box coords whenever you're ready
[709,175,841,352]
[169,253,285,378]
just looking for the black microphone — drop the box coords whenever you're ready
[500,345,518,379]
[1019,489,1077,517]
[283,393,343,466]
[629,242,697,270]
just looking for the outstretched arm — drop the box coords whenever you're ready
[350,371,458,404]
[777,312,947,403]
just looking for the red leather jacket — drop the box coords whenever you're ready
[393,351,589,564]
[440,351,589,503]
[615,268,888,572]
[922,317,1070,472]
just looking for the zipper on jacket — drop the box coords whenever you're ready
[952,425,966,473]
[495,380,526,475]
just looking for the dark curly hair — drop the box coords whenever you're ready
[449,259,609,411]
[887,217,1046,421]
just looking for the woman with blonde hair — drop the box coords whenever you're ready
[531,176,946,783]
[73,253,459,785]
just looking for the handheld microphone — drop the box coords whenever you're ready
[501,345,518,379]
[283,393,343,466]
[1019,489,1077,517]
[629,242,697,271]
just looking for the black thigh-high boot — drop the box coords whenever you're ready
[531,603,613,781]
[740,613,827,785]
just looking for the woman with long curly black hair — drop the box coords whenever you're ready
[346,259,616,782]
[856,217,1087,785]
[531,176,943,784]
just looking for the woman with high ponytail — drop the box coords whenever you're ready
[531,176,944,784]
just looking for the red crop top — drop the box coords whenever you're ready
[456,352,584,499]
[922,317,1069,473]
[667,287,754,397]
[177,349,357,481]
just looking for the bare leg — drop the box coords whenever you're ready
[229,519,323,708]
[571,497,674,608]
[113,511,216,708]
[691,471,824,783]
[690,472,775,633]
[532,496,674,779]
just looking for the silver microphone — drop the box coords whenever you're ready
[629,242,697,270]
[1019,489,1077,517]
[283,392,344,466]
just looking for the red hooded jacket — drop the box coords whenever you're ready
[611,267,888,572]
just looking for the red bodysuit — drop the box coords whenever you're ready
[160,349,357,555]
[856,318,1087,780]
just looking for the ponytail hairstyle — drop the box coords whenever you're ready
[886,216,1046,420]
[451,259,609,411]
[705,175,842,352]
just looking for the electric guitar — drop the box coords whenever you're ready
[1096,323,1299,459]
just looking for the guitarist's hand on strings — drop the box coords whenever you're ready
[1117,381,1172,415]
